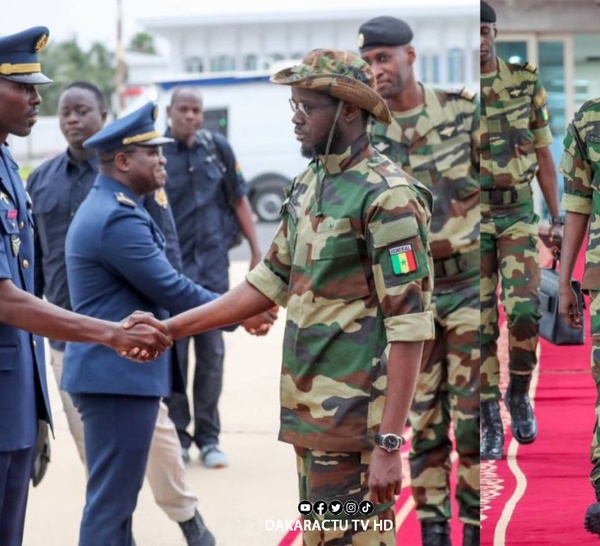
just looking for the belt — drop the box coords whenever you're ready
[433,249,479,279]
[481,184,532,205]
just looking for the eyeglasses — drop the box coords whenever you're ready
[289,98,337,118]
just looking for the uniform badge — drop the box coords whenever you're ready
[11,235,20,257]
[35,34,49,52]
[541,106,549,122]
[0,193,9,205]
[115,192,137,208]
[389,244,417,276]
[154,188,168,209]
[357,33,365,49]
[7,209,17,220]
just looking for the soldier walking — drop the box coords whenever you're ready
[479,1,562,460]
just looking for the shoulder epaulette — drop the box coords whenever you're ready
[578,98,600,114]
[115,192,137,208]
[442,87,476,102]
[522,62,537,74]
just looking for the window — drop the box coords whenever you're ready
[419,53,441,84]
[244,54,258,71]
[185,56,204,73]
[447,48,465,83]
[210,55,236,72]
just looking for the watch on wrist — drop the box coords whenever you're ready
[551,216,564,225]
[375,433,406,452]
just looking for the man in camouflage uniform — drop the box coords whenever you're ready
[480,0,563,461]
[358,15,480,546]
[138,49,435,545]
[557,99,600,537]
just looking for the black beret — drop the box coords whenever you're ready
[358,16,413,52]
[481,1,496,23]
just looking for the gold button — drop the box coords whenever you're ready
[19,221,24,229]
[22,259,29,269]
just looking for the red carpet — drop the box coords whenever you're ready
[482,243,599,545]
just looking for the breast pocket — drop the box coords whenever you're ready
[31,193,59,255]
[308,224,370,306]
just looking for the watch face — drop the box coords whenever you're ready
[383,435,400,450]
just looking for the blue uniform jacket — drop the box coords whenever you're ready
[62,175,217,397]
[0,146,51,451]
[28,149,183,350]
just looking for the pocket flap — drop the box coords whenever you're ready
[370,215,419,248]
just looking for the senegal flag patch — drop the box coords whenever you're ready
[389,244,417,276]
[541,106,549,122]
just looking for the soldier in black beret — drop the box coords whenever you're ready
[359,13,481,546]
[357,15,413,51]
[479,0,563,476]
[481,0,497,23]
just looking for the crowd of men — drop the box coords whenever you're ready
[1,1,600,545]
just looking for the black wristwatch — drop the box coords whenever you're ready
[551,216,565,225]
[375,433,406,452]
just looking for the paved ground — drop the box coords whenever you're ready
[23,259,298,546]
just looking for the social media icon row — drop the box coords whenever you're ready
[298,499,374,516]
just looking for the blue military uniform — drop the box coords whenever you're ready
[0,26,53,546]
[61,102,218,546]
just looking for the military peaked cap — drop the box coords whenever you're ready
[481,1,497,23]
[84,102,173,154]
[0,26,52,84]
[357,16,413,52]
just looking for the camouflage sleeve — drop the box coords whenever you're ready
[530,78,553,148]
[246,219,291,307]
[559,115,594,215]
[366,184,434,343]
[470,99,481,178]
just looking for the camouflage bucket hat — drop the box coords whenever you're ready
[270,49,391,124]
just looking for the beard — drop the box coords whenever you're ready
[300,126,342,159]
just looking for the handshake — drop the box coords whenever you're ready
[110,307,280,362]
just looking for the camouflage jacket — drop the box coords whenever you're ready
[559,98,600,290]
[246,133,434,452]
[481,57,553,193]
[369,85,480,262]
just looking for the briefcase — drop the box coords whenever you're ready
[539,258,585,345]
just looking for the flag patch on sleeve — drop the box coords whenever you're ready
[389,244,417,275]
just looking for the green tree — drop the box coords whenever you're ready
[38,40,116,115]
[128,32,156,55]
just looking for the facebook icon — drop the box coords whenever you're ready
[314,500,328,516]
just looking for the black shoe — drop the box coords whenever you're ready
[179,510,216,546]
[585,502,600,536]
[481,399,504,460]
[421,520,451,546]
[463,524,480,546]
[505,373,537,444]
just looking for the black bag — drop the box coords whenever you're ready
[539,258,585,345]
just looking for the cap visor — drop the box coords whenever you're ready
[0,73,53,85]
[137,136,174,147]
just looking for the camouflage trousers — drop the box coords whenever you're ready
[480,209,541,400]
[294,447,396,546]
[409,276,480,525]
[587,292,600,482]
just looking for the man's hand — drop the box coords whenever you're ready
[242,306,279,336]
[367,448,402,504]
[559,284,583,328]
[117,311,172,361]
[249,251,262,270]
[548,222,564,256]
